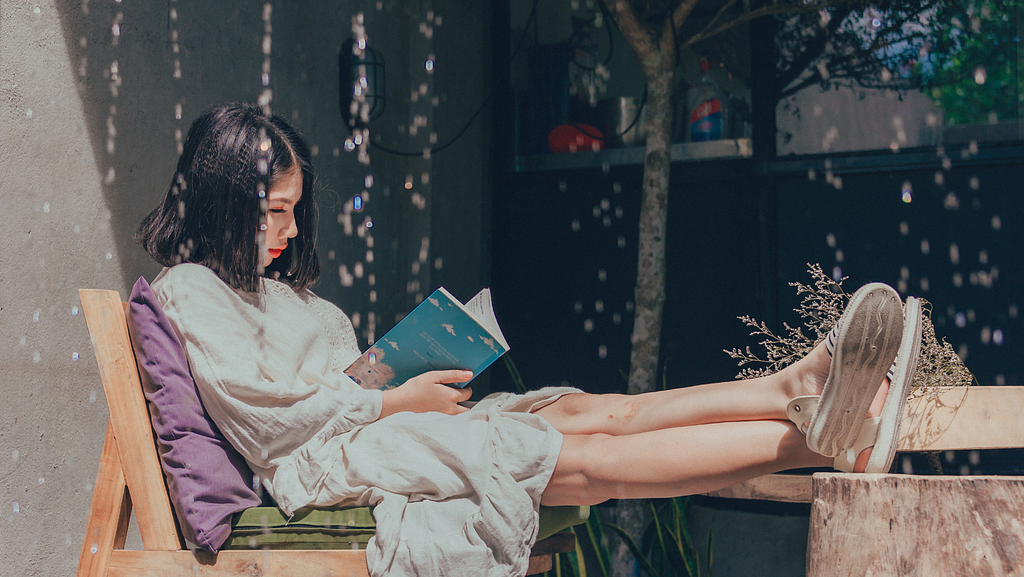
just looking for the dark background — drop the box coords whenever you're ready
[483,1,1022,395]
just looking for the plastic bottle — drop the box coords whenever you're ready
[688,58,724,142]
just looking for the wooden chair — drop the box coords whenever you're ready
[76,289,579,577]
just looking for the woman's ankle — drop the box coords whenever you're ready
[850,377,890,472]
[777,343,828,403]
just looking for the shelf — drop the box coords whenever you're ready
[513,138,753,172]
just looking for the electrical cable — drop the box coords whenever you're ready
[526,0,649,146]
[568,8,615,71]
[539,0,647,145]
[357,0,645,156]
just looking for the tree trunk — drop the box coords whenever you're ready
[610,65,675,577]
[627,67,673,396]
[604,2,688,574]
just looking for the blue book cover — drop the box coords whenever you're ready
[344,287,510,390]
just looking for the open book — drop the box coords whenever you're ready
[344,287,510,390]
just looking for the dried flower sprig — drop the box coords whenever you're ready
[910,300,976,398]
[725,263,974,397]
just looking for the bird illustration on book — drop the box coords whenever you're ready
[481,337,498,353]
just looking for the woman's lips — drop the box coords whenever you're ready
[268,248,283,259]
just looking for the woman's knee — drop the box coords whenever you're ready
[535,392,635,435]
[542,433,616,506]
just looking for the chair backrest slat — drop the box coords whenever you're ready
[80,289,181,551]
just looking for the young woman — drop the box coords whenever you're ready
[137,104,921,576]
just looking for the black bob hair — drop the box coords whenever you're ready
[137,104,320,292]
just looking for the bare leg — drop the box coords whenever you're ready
[534,335,893,489]
[533,340,832,436]
[541,420,832,506]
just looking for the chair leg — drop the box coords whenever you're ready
[78,423,133,577]
[526,554,554,575]
[526,532,576,575]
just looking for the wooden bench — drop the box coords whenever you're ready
[705,386,1024,575]
[76,289,579,577]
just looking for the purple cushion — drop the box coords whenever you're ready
[126,276,262,553]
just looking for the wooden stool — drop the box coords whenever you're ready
[705,386,1024,575]
[808,473,1024,576]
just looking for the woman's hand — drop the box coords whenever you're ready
[378,370,474,420]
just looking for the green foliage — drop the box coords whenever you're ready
[607,498,711,577]
[544,498,712,577]
[913,0,1023,125]
[539,512,607,577]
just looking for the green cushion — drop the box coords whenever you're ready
[224,505,589,550]
[537,505,590,541]
[225,506,375,550]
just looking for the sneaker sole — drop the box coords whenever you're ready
[864,296,923,473]
[806,283,904,457]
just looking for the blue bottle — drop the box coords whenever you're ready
[689,59,723,142]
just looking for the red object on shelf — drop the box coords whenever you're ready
[547,124,604,153]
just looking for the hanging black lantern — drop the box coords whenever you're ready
[339,37,386,128]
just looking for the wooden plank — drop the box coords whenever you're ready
[704,473,812,503]
[899,386,1024,451]
[808,473,1024,576]
[530,532,576,556]
[79,289,181,551]
[108,550,370,577]
[525,533,575,575]
[77,423,133,577]
[106,537,572,576]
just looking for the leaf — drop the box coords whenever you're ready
[583,513,610,577]
[503,355,528,394]
[574,531,588,577]
[649,501,669,567]
[706,528,714,576]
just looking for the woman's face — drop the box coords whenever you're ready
[261,167,302,268]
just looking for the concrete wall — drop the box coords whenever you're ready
[0,1,492,575]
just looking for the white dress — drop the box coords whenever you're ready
[152,264,578,577]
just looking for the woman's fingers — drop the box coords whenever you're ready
[430,369,474,385]
[405,369,472,386]
[380,370,475,419]
[438,385,472,414]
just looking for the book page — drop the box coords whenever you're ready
[464,289,489,321]
[464,289,510,350]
